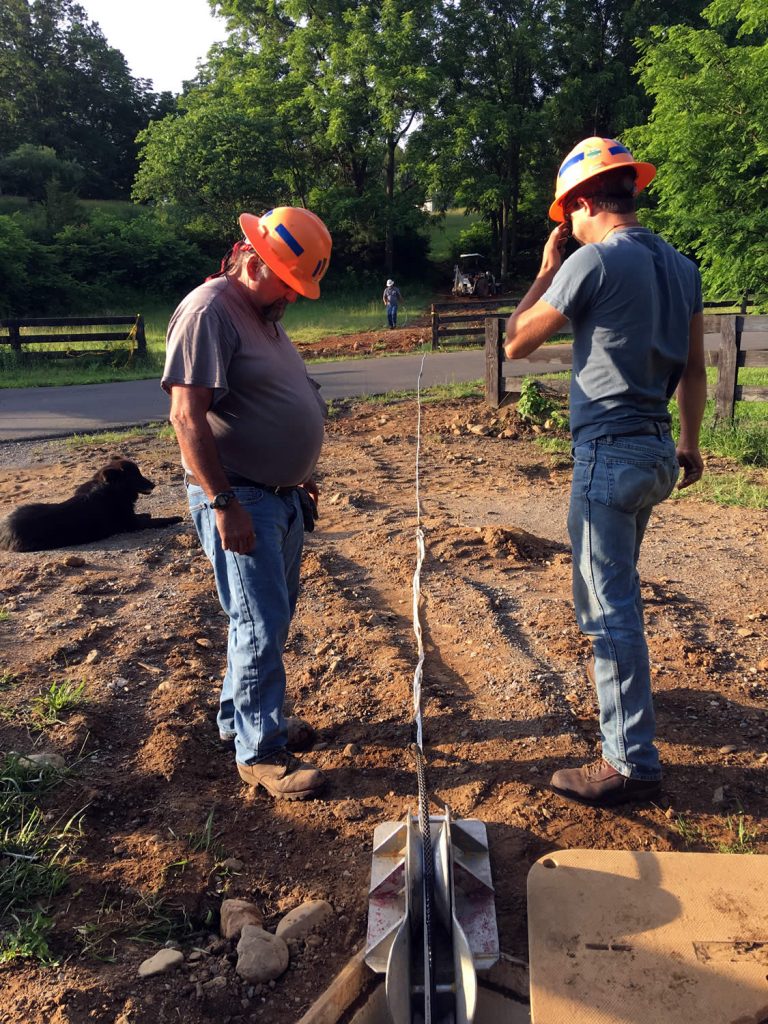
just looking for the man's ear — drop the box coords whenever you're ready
[245,254,264,281]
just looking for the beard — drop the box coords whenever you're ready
[261,299,288,322]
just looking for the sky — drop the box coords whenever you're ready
[76,0,230,94]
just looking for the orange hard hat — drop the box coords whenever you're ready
[239,207,332,299]
[549,137,656,222]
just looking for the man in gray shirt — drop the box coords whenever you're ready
[163,207,332,800]
[505,137,706,807]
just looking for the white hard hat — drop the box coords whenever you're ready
[386,279,394,287]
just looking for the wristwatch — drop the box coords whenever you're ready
[209,490,236,510]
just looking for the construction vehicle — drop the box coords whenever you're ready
[451,254,498,298]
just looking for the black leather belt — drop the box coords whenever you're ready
[186,473,295,494]
[625,422,671,437]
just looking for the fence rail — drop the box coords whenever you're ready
[0,315,146,355]
[433,297,753,351]
[485,314,768,420]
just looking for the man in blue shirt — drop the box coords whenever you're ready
[383,279,402,328]
[505,137,707,807]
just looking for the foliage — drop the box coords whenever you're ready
[516,378,569,428]
[0,144,83,201]
[0,207,210,316]
[32,679,86,724]
[0,0,174,198]
[625,0,767,300]
[134,0,437,276]
[0,754,82,964]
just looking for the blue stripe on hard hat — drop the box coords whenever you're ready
[608,144,630,156]
[312,258,323,278]
[275,223,304,257]
[558,151,585,177]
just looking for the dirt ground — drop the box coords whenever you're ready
[296,322,432,359]
[0,395,767,1024]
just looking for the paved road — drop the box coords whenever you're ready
[0,350,487,442]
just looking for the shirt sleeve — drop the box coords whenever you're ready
[162,300,238,405]
[541,245,605,320]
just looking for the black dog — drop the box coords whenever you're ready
[0,457,183,552]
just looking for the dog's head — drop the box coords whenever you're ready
[100,457,155,495]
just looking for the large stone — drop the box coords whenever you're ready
[220,898,263,940]
[235,926,289,983]
[12,751,66,770]
[138,948,184,977]
[275,899,335,941]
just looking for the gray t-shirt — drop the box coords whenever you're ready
[162,277,325,486]
[542,227,702,444]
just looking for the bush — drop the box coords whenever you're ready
[449,221,493,263]
[0,145,84,201]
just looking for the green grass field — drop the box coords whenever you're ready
[427,208,482,262]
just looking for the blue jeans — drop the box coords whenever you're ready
[567,432,679,780]
[187,483,304,765]
[386,304,398,328]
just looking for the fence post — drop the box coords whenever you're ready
[431,305,439,351]
[485,317,503,409]
[714,315,740,422]
[135,314,147,355]
[9,320,21,353]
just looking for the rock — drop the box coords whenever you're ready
[220,857,244,872]
[83,649,99,664]
[275,900,335,942]
[467,423,489,436]
[203,975,228,992]
[220,899,264,940]
[235,926,289,983]
[342,743,358,757]
[138,948,184,977]
[13,751,66,770]
[62,555,86,568]
[713,786,725,804]
[196,637,212,648]
[719,745,738,754]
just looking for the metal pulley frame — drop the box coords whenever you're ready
[364,356,499,1023]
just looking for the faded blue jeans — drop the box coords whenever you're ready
[386,303,398,328]
[568,430,679,780]
[187,483,304,766]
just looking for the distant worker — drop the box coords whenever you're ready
[163,207,332,801]
[383,278,402,329]
[505,137,706,807]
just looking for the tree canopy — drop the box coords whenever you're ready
[0,0,172,197]
[626,0,767,298]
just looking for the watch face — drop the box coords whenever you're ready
[211,491,234,509]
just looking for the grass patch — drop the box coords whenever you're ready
[0,609,10,623]
[669,472,768,510]
[74,889,195,960]
[32,679,86,725]
[427,208,482,262]
[675,812,759,854]
[360,379,485,406]
[0,754,83,964]
[63,422,174,449]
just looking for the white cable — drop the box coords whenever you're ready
[412,353,427,749]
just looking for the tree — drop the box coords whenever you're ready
[0,1,173,197]
[625,0,767,298]
[0,144,83,200]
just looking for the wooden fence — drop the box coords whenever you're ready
[485,314,768,421]
[432,296,751,352]
[0,315,146,356]
[431,298,520,349]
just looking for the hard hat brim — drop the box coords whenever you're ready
[239,212,321,299]
[548,161,657,222]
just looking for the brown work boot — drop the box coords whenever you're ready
[237,749,325,800]
[550,758,661,807]
[219,716,316,752]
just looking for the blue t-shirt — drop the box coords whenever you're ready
[542,227,702,444]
